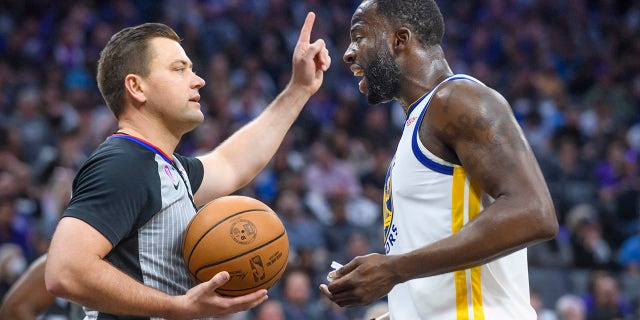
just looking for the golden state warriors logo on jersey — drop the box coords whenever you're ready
[383,159,398,254]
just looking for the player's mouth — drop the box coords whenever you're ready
[350,64,366,94]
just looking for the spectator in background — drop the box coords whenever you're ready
[566,203,619,271]
[254,300,285,320]
[280,269,324,320]
[528,223,574,269]
[542,132,596,224]
[275,188,327,252]
[357,105,399,151]
[340,231,373,267]
[324,192,357,261]
[556,294,586,320]
[303,139,363,225]
[304,139,362,198]
[0,195,35,262]
[37,166,74,239]
[618,222,640,274]
[532,288,558,320]
[40,83,80,138]
[583,271,633,320]
[328,129,361,164]
[595,137,639,247]
[10,86,53,165]
[359,147,391,203]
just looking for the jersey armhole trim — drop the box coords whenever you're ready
[410,75,481,176]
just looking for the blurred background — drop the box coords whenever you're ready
[0,0,639,319]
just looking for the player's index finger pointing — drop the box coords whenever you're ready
[298,12,316,44]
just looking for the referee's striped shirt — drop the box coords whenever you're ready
[64,134,208,320]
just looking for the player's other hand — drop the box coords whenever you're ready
[319,253,399,307]
[174,271,267,319]
[289,12,331,96]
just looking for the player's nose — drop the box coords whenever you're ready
[343,43,356,64]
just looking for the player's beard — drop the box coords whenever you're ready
[365,46,401,105]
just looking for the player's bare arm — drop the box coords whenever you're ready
[321,81,558,307]
[410,80,559,271]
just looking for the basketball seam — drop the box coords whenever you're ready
[185,208,270,273]
[194,230,287,279]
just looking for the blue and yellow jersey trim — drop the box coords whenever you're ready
[452,167,484,320]
[410,75,480,175]
[383,159,395,251]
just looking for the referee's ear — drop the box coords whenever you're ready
[124,74,146,105]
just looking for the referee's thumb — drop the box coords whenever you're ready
[208,271,230,289]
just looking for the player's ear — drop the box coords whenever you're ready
[393,27,411,52]
[124,74,146,104]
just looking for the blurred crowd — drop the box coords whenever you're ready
[0,0,639,319]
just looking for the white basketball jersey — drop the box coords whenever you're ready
[383,74,536,320]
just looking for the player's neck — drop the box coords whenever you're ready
[398,48,453,111]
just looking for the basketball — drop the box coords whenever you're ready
[182,195,289,296]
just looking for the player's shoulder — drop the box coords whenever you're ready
[432,75,509,113]
[436,74,491,97]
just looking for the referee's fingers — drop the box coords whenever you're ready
[305,39,326,61]
[297,12,316,44]
[316,47,331,71]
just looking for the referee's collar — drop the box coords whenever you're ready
[109,133,173,164]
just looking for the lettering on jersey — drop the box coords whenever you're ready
[383,159,399,254]
[406,116,418,127]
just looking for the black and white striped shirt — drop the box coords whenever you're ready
[63,134,205,320]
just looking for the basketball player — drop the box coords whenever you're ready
[44,13,330,319]
[319,1,558,319]
[0,254,85,320]
[0,255,53,319]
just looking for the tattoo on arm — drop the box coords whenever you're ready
[441,89,529,183]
